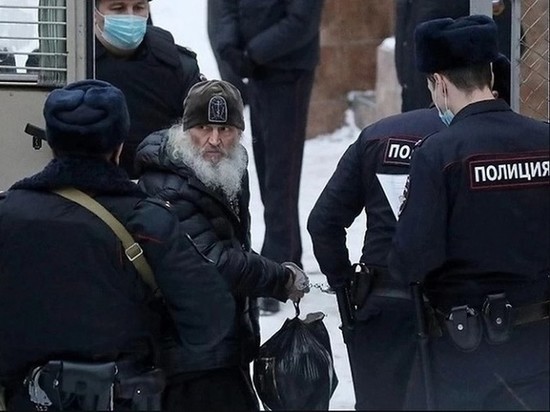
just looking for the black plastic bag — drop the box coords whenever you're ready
[253,303,338,410]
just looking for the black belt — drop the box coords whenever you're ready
[371,287,411,300]
[368,267,411,300]
[513,300,549,326]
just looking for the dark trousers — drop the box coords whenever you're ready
[405,320,549,410]
[163,367,259,412]
[347,295,417,410]
[248,69,315,266]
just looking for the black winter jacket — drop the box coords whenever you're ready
[96,26,202,177]
[215,0,324,74]
[389,100,550,310]
[308,108,444,289]
[135,131,290,374]
[0,157,234,380]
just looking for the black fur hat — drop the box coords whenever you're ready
[183,80,245,131]
[492,53,511,104]
[415,14,499,73]
[44,79,130,154]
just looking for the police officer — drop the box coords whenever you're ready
[0,80,234,410]
[308,107,443,410]
[389,15,549,410]
[307,41,514,412]
[95,0,202,178]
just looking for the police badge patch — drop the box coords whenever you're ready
[208,96,228,123]
[383,137,418,166]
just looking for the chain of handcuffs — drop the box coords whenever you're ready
[308,281,335,294]
[304,262,369,295]
[306,275,335,295]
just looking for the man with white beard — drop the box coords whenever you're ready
[135,79,309,411]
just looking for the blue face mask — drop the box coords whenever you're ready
[97,11,147,50]
[435,87,454,127]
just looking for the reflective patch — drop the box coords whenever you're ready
[376,173,409,220]
[383,137,419,166]
[469,151,550,190]
[208,96,228,123]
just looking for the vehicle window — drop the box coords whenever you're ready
[0,0,67,86]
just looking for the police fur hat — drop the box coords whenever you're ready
[44,79,130,154]
[415,14,499,73]
[183,80,245,131]
[492,53,511,105]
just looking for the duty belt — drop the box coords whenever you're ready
[347,264,411,313]
[430,294,549,351]
[512,300,549,326]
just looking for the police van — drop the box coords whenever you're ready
[0,0,90,190]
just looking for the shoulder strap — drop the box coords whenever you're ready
[52,187,160,296]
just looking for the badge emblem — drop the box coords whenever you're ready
[208,96,228,123]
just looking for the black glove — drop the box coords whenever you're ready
[220,47,254,78]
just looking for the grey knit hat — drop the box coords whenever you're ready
[183,80,245,131]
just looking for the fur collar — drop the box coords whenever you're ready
[11,156,143,196]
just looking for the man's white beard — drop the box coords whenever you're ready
[166,125,247,202]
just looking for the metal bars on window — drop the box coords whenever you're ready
[0,0,67,86]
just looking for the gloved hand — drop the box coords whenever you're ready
[220,47,255,78]
[283,262,310,302]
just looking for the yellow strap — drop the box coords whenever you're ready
[52,187,160,296]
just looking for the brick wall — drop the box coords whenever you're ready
[307,0,395,138]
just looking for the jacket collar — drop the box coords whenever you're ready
[453,98,511,124]
[11,156,143,196]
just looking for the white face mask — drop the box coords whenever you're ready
[96,9,147,50]
[431,80,455,127]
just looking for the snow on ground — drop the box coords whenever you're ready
[151,1,367,409]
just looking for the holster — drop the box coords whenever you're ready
[37,360,116,410]
[482,293,513,344]
[441,305,483,352]
[349,263,375,310]
[26,360,165,411]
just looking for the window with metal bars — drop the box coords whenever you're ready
[0,0,67,86]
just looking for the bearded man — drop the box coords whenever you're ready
[135,80,309,411]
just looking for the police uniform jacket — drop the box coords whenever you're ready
[96,26,202,177]
[0,157,234,382]
[389,99,550,310]
[135,131,291,375]
[215,0,324,75]
[308,108,443,288]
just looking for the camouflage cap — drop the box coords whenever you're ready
[183,80,245,131]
